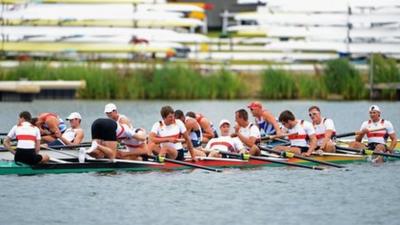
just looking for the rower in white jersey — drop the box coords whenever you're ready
[115,123,150,160]
[308,106,336,153]
[349,105,397,162]
[149,106,205,161]
[205,119,246,158]
[247,101,282,137]
[104,103,132,128]
[48,112,84,147]
[174,110,203,149]
[4,111,49,165]
[233,109,261,156]
[274,110,317,157]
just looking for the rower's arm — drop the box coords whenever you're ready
[149,132,172,144]
[200,120,214,139]
[3,137,13,152]
[321,129,334,150]
[35,139,40,153]
[307,134,317,154]
[48,119,61,138]
[388,133,397,153]
[237,133,256,148]
[264,112,282,136]
[182,131,195,160]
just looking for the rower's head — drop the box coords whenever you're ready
[174,110,185,122]
[279,110,296,129]
[161,105,175,125]
[369,105,381,121]
[235,109,249,126]
[186,111,196,119]
[247,101,263,116]
[18,111,32,123]
[308,106,321,123]
[219,119,231,136]
[66,112,82,128]
[104,103,118,120]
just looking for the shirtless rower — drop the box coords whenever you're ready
[247,101,282,137]
[233,109,261,156]
[308,106,336,153]
[4,111,49,165]
[349,105,397,162]
[104,103,132,127]
[274,110,317,157]
[86,118,118,160]
[149,106,205,161]
[175,110,203,149]
[186,111,217,143]
[34,112,67,143]
[48,112,84,147]
[205,119,246,158]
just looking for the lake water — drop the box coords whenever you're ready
[0,100,399,225]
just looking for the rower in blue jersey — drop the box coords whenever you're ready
[175,110,203,149]
[247,101,282,137]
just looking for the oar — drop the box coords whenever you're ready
[258,145,345,168]
[150,155,222,172]
[211,150,324,170]
[0,132,8,136]
[44,143,92,150]
[336,145,400,159]
[261,132,298,141]
[335,127,386,138]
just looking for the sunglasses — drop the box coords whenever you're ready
[309,112,318,117]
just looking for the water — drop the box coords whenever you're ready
[0,100,399,225]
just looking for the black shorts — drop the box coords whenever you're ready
[15,148,43,165]
[293,146,309,153]
[176,149,185,161]
[91,118,117,141]
[368,142,387,151]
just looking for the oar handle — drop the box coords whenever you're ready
[336,127,386,138]
[43,143,92,149]
[258,145,345,168]
[150,155,222,172]
[261,132,298,140]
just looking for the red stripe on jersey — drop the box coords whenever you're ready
[288,134,308,140]
[16,134,36,141]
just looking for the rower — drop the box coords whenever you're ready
[87,118,119,160]
[116,125,150,160]
[205,119,246,158]
[149,106,205,161]
[186,111,217,143]
[104,103,132,128]
[48,112,84,147]
[233,109,261,156]
[3,111,49,165]
[175,110,203,150]
[34,112,67,143]
[349,105,397,162]
[308,106,336,153]
[247,101,282,137]
[274,110,317,157]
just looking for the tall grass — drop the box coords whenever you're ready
[324,58,366,99]
[370,54,400,100]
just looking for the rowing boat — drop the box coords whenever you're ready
[0,140,398,175]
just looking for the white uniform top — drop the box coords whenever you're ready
[284,120,315,147]
[116,123,135,140]
[205,136,244,153]
[360,119,395,144]
[121,128,146,149]
[61,127,83,143]
[151,119,186,150]
[117,114,129,124]
[7,122,41,149]
[238,123,261,148]
[313,118,336,146]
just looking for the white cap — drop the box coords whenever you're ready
[104,103,117,113]
[219,119,231,127]
[369,105,381,112]
[66,112,82,120]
